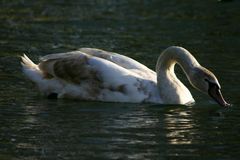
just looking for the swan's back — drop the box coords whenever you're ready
[80,48,156,79]
[41,49,156,79]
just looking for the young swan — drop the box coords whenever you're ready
[156,46,230,106]
[21,46,230,106]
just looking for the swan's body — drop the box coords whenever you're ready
[21,46,229,106]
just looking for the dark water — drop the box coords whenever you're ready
[0,0,240,159]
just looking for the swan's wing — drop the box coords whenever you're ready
[40,49,156,79]
[39,52,142,84]
[79,48,155,73]
[39,52,97,83]
[38,53,154,102]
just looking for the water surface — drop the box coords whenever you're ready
[0,0,240,159]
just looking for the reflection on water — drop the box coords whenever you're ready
[0,0,240,159]
[165,108,197,145]
[0,98,240,159]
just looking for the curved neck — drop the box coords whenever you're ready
[156,46,199,104]
[156,47,199,75]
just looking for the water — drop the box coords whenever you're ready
[0,0,240,159]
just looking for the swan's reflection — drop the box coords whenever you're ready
[104,105,198,147]
[164,107,198,145]
[15,101,200,159]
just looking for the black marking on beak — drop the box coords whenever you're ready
[206,80,230,107]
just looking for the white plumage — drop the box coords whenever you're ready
[21,46,229,106]
[21,48,160,103]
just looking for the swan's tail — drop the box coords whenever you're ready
[21,54,38,69]
[21,54,43,83]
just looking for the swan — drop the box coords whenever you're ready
[21,46,230,106]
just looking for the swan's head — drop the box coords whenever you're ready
[189,67,230,107]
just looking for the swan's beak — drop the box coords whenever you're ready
[208,85,230,107]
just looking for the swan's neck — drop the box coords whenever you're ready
[156,46,199,104]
